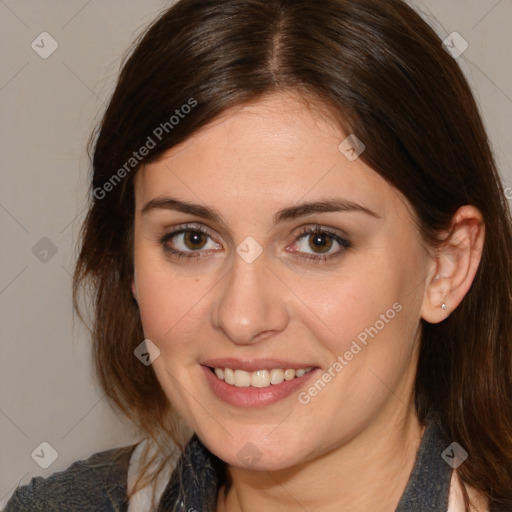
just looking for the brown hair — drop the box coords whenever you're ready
[73,0,512,509]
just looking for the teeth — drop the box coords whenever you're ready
[224,368,235,385]
[284,369,296,380]
[212,366,314,388]
[234,369,251,387]
[251,370,270,388]
[270,369,284,385]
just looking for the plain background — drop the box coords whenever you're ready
[1,0,511,506]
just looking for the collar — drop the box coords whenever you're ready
[395,417,452,511]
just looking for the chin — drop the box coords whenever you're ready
[200,428,311,472]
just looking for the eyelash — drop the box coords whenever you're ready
[159,223,352,264]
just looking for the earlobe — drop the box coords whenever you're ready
[421,272,450,323]
[421,205,485,324]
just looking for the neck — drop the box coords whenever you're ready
[217,409,425,512]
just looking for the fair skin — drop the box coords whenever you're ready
[131,91,485,511]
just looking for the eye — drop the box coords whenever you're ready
[288,227,352,263]
[159,224,351,264]
[160,223,220,260]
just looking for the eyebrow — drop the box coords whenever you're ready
[141,197,381,226]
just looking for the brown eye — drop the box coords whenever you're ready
[160,224,221,261]
[308,232,334,254]
[183,230,208,250]
[289,226,351,264]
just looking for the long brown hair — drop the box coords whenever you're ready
[73,0,512,508]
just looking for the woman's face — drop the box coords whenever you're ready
[132,91,433,470]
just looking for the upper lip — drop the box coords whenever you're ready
[201,358,317,372]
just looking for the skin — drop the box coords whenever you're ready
[131,91,485,511]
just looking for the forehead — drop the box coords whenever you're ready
[134,92,406,222]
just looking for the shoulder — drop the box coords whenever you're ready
[3,443,138,512]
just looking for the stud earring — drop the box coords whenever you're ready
[440,294,450,314]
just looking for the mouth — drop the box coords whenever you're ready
[209,366,315,388]
[200,360,320,408]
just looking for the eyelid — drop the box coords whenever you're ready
[160,222,218,240]
[160,222,348,241]
[293,224,350,240]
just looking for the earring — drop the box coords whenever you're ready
[439,290,449,313]
[440,298,450,314]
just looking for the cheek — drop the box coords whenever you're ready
[134,249,200,354]
[293,263,401,352]
[294,257,421,399]
[138,281,202,351]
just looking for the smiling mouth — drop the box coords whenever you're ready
[209,366,315,388]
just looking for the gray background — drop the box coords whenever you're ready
[1,0,511,506]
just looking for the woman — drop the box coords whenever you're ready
[5,0,512,510]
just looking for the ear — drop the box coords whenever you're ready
[421,205,485,323]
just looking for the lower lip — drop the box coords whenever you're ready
[201,365,319,408]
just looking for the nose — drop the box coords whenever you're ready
[211,248,290,345]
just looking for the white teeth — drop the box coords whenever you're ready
[212,366,314,388]
[234,369,251,387]
[251,370,270,388]
[284,369,296,380]
[224,368,235,385]
[269,368,284,385]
